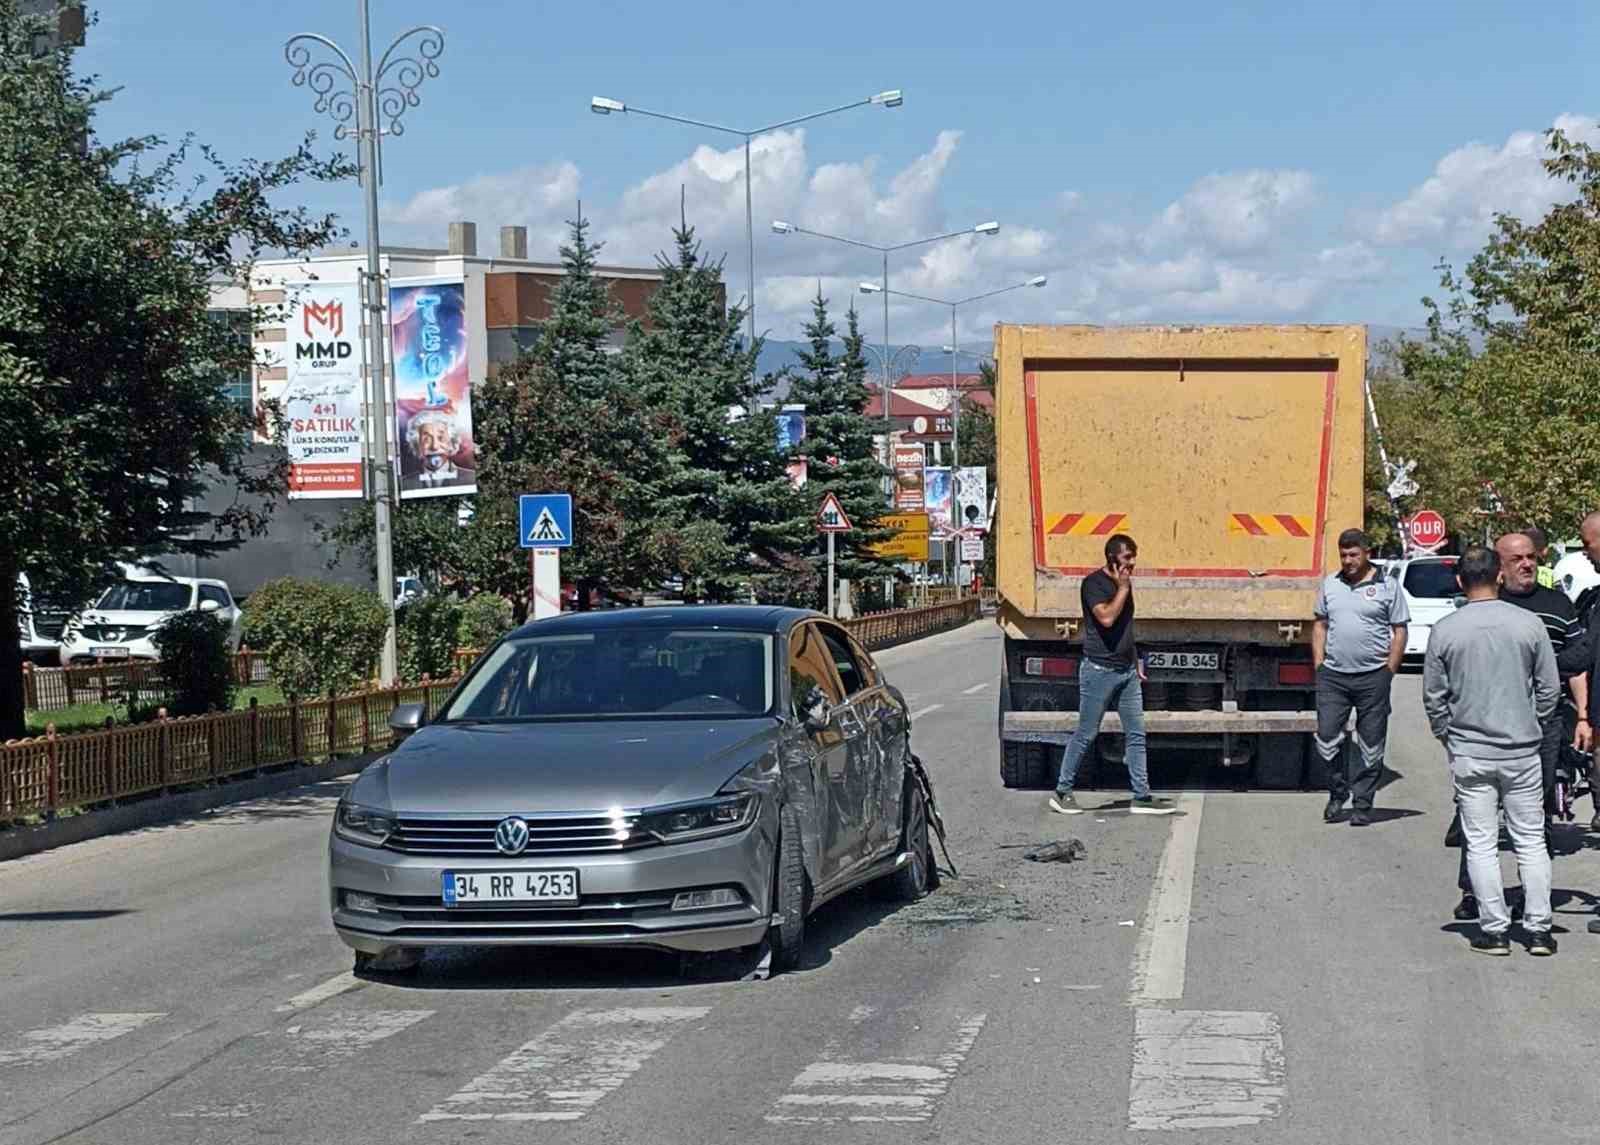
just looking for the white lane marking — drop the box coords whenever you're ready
[765,1013,987,1125]
[1129,791,1205,1005]
[276,971,361,1013]
[961,682,990,695]
[847,1005,877,1023]
[171,1103,265,1121]
[271,1009,434,1071]
[1128,1009,1285,1131]
[418,1006,709,1124]
[909,704,944,720]
[0,1013,165,1067]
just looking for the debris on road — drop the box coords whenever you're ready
[1023,838,1087,863]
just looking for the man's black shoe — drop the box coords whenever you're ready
[1349,807,1372,827]
[1470,931,1511,956]
[1526,930,1557,957]
[1324,798,1346,823]
[1453,893,1478,921]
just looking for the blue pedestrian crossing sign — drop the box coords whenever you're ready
[519,494,573,549]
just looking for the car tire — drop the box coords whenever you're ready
[354,948,421,977]
[768,806,809,973]
[1001,740,1052,789]
[884,780,934,902]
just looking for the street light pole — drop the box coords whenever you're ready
[590,90,903,397]
[286,2,445,687]
[776,219,1002,503]
[865,276,1048,588]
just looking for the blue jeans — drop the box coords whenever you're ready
[1056,660,1150,798]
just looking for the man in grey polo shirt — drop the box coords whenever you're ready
[1313,528,1410,826]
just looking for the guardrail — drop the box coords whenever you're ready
[22,649,482,714]
[843,597,979,649]
[2,680,461,823]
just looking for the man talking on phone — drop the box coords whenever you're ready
[1049,533,1177,816]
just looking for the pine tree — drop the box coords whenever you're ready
[782,292,893,605]
[470,212,677,612]
[622,213,806,601]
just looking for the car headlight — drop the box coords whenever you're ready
[334,801,397,847]
[638,793,758,844]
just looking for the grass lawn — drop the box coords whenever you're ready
[26,683,287,736]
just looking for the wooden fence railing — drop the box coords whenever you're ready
[3,679,461,822]
[842,597,980,649]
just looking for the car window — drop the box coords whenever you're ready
[199,586,232,609]
[97,581,192,611]
[845,632,880,688]
[439,629,774,721]
[788,623,844,717]
[1403,561,1459,599]
[819,626,867,697]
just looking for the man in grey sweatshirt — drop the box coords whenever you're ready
[1424,545,1560,956]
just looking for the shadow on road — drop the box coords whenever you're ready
[0,909,134,922]
[359,884,913,992]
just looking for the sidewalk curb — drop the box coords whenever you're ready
[0,753,380,864]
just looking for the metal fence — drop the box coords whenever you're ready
[2,680,461,822]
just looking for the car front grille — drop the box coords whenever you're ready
[385,813,660,857]
[32,614,67,640]
[80,624,147,643]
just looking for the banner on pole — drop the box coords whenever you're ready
[955,467,989,531]
[893,444,926,511]
[925,466,953,535]
[391,277,476,499]
[281,283,365,499]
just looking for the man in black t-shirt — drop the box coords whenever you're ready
[1048,533,1176,816]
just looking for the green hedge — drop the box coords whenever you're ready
[241,578,387,698]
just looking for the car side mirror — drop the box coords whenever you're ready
[389,703,426,740]
[800,687,831,733]
[199,599,221,613]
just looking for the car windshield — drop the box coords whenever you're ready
[1403,561,1459,599]
[438,629,775,721]
[96,581,192,611]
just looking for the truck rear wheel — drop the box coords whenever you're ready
[1253,732,1309,789]
[1001,740,1055,789]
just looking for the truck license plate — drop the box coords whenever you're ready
[1145,652,1218,671]
[442,870,579,906]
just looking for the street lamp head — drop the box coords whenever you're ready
[859,282,882,294]
[974,221,1001,235]
[871,89,904,108]
[771,220,794,234]
[1028,275,1048,287]
[591,96,625,115]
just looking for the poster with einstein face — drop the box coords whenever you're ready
[390,277,476,499]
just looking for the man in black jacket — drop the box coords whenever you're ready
[1451,531,1590,921]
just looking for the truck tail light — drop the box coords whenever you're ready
[1277,662,1315,686]
[1023,656,1078,678]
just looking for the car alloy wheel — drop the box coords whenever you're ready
[768,805,808,972]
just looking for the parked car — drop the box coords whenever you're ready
[58,572,242,665]
[328,605,937,976]
[16,573,70,666]
[395,576,425,609]
[1391,554,1461,663]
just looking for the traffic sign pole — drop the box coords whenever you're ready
[532,548,561,619]
[827,531,836,618]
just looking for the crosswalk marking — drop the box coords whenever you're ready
[417,1006,711,1124]
[272,1009,434,1071]
[0,1013,165,1067]
[276,971,361,1012]
[765,1013,987,1125]
[1128,1009,1285,1131]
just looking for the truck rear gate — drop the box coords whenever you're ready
[992,326,1367,790]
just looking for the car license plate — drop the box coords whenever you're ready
[1144,651,1219,671]
[91,646,131,659]
[442,869,579,906]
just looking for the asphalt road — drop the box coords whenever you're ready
[5,619,1600,1143]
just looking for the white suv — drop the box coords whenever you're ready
[1391,554,1460,663]
[59,574,241,665]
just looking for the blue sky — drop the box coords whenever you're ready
[77,1,1600,349]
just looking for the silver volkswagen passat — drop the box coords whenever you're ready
[328,606,938,975]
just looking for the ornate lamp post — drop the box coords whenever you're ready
[285,4,444,686]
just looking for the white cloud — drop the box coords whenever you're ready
[384,160,580,257]
[1150,169,1316,253]
[1373,113,1600,248]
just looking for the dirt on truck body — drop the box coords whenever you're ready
[992,324,1367,790]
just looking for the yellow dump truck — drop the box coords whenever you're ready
[993,324,1367,789]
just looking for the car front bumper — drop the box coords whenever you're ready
[328,814,777,955]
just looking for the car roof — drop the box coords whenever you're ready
[509,604,818,638]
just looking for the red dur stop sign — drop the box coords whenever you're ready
[1407,509,1446,552]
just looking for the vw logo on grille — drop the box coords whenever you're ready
[494,816,530,856]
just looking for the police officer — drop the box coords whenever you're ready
[1313,528,1410,827]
